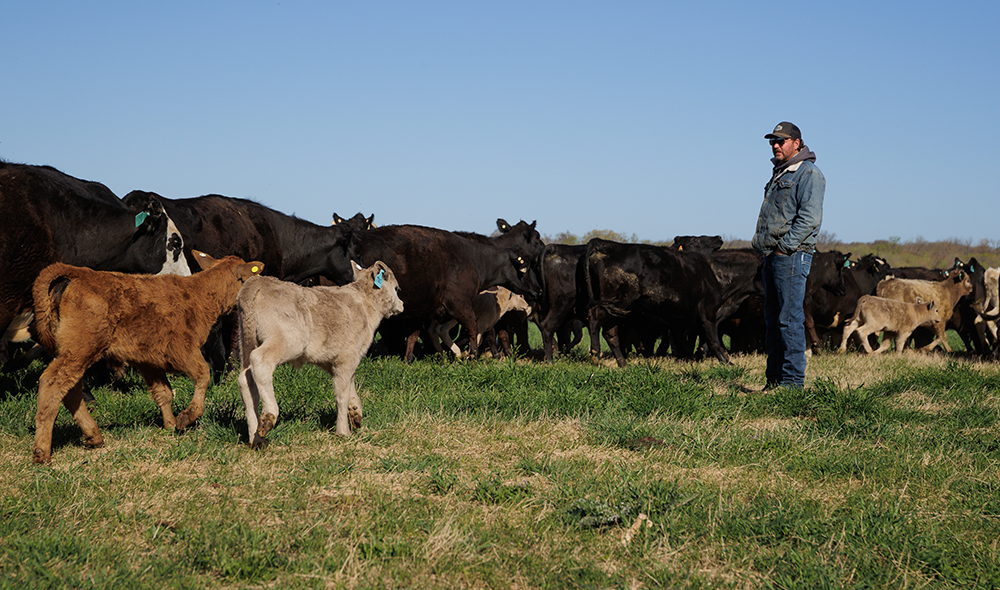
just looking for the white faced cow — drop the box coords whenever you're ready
[236,261,403,448]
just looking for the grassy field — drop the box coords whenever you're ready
[1,334,1000,589]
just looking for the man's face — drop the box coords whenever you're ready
[770,137,800,163]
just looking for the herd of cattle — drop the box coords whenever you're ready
[2,161,999,462]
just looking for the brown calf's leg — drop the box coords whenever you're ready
[138,366,177,429]
[175,358,211,431]
[34,356,94,463]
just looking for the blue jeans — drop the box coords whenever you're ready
[762,251,812,388]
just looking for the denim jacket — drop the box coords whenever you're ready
[751,158,825,255]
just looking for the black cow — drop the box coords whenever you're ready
[800,250,850,352]
[351,224,543,361]
[535,243,588,361]
[121,191,358,379]
[938,258,989,355]
[584,238,730,367]
[122,191,356,285]
[0,163,190,344]
[454,219,545,356]
[805,253,891,352]
[671,235,724,255]
[333,212,376,231]
[706,248,766,354]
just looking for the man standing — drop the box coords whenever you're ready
[751,122,825,389]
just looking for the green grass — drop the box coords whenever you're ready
[1,344,999,588]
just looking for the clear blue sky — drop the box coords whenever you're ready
[3,2,997,245]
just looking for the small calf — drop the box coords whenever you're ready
[839,295,942,354]
[31,251,263,463]
[236,261,403,448]
[428,286,532,358]
[876,272,973,352]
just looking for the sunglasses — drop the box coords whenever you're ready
[768,137,792,146]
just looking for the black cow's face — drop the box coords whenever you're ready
[510,251,543,301]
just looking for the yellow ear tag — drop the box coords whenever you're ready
[251,266,260,273]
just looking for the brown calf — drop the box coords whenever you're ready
[236,261,403,448]
[428,286,533,358]
[839,295,942,354]
[31,251,263,463]
[875,272,973,352]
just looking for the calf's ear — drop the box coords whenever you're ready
[351,260,364,281]
[239,261,264,278]
[192,250,221,270]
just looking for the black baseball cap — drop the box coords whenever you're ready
[764,122,801,140]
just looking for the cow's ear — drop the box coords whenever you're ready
[192,250,220,270]
[351,260,364,281]
[144,199,165,218]
[497,219,511,233]
[245,261,264,276]
[332,213,345,225]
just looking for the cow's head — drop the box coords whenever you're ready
[192,250,264,282]
[671,235,724,254]
[494,218,544,262]
[131,196,193,277]
[951,257,986,305]
[355,260,403,318]
[320,223,357,286]
[507,249,543,301]
[333,212,376,231]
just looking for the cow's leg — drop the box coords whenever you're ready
[587,307,606,360]
[246,347,282,441]
[804,305,822,353]
[839,320,858,353]
[404,329,421,363]
[63,381,104,449]
[698,306,731,364]
[919,325,948,353]
[237,366,264,448]
[494,327,509,358]
[34,356,95,463]
[894,330,914,353]
[603,323,626,367]
[427,321,446,354]
[332,362,363,436]
[873,330,894,354]
[451,308,480,358]
[175,358,212,431]
[435,321,463,358]
[854,326,876,353]
[137,366,177,429]
[541,321,557,362]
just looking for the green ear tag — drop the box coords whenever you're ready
[135,211,150,227]
[843,260,850,268]
[374,269,384,289]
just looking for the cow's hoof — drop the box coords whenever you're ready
[348,404,363,430]
[175,412,195,431]
[258,414,276,437]
[249,436,269,450]
[32,448,51,464]
[83,435,104,449]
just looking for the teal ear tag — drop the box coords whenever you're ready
[134,211,150,227]
[843,260,850,268]
[374,269,384,289]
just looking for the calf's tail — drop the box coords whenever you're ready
[236,280,261,367]
[32,268,73,354]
